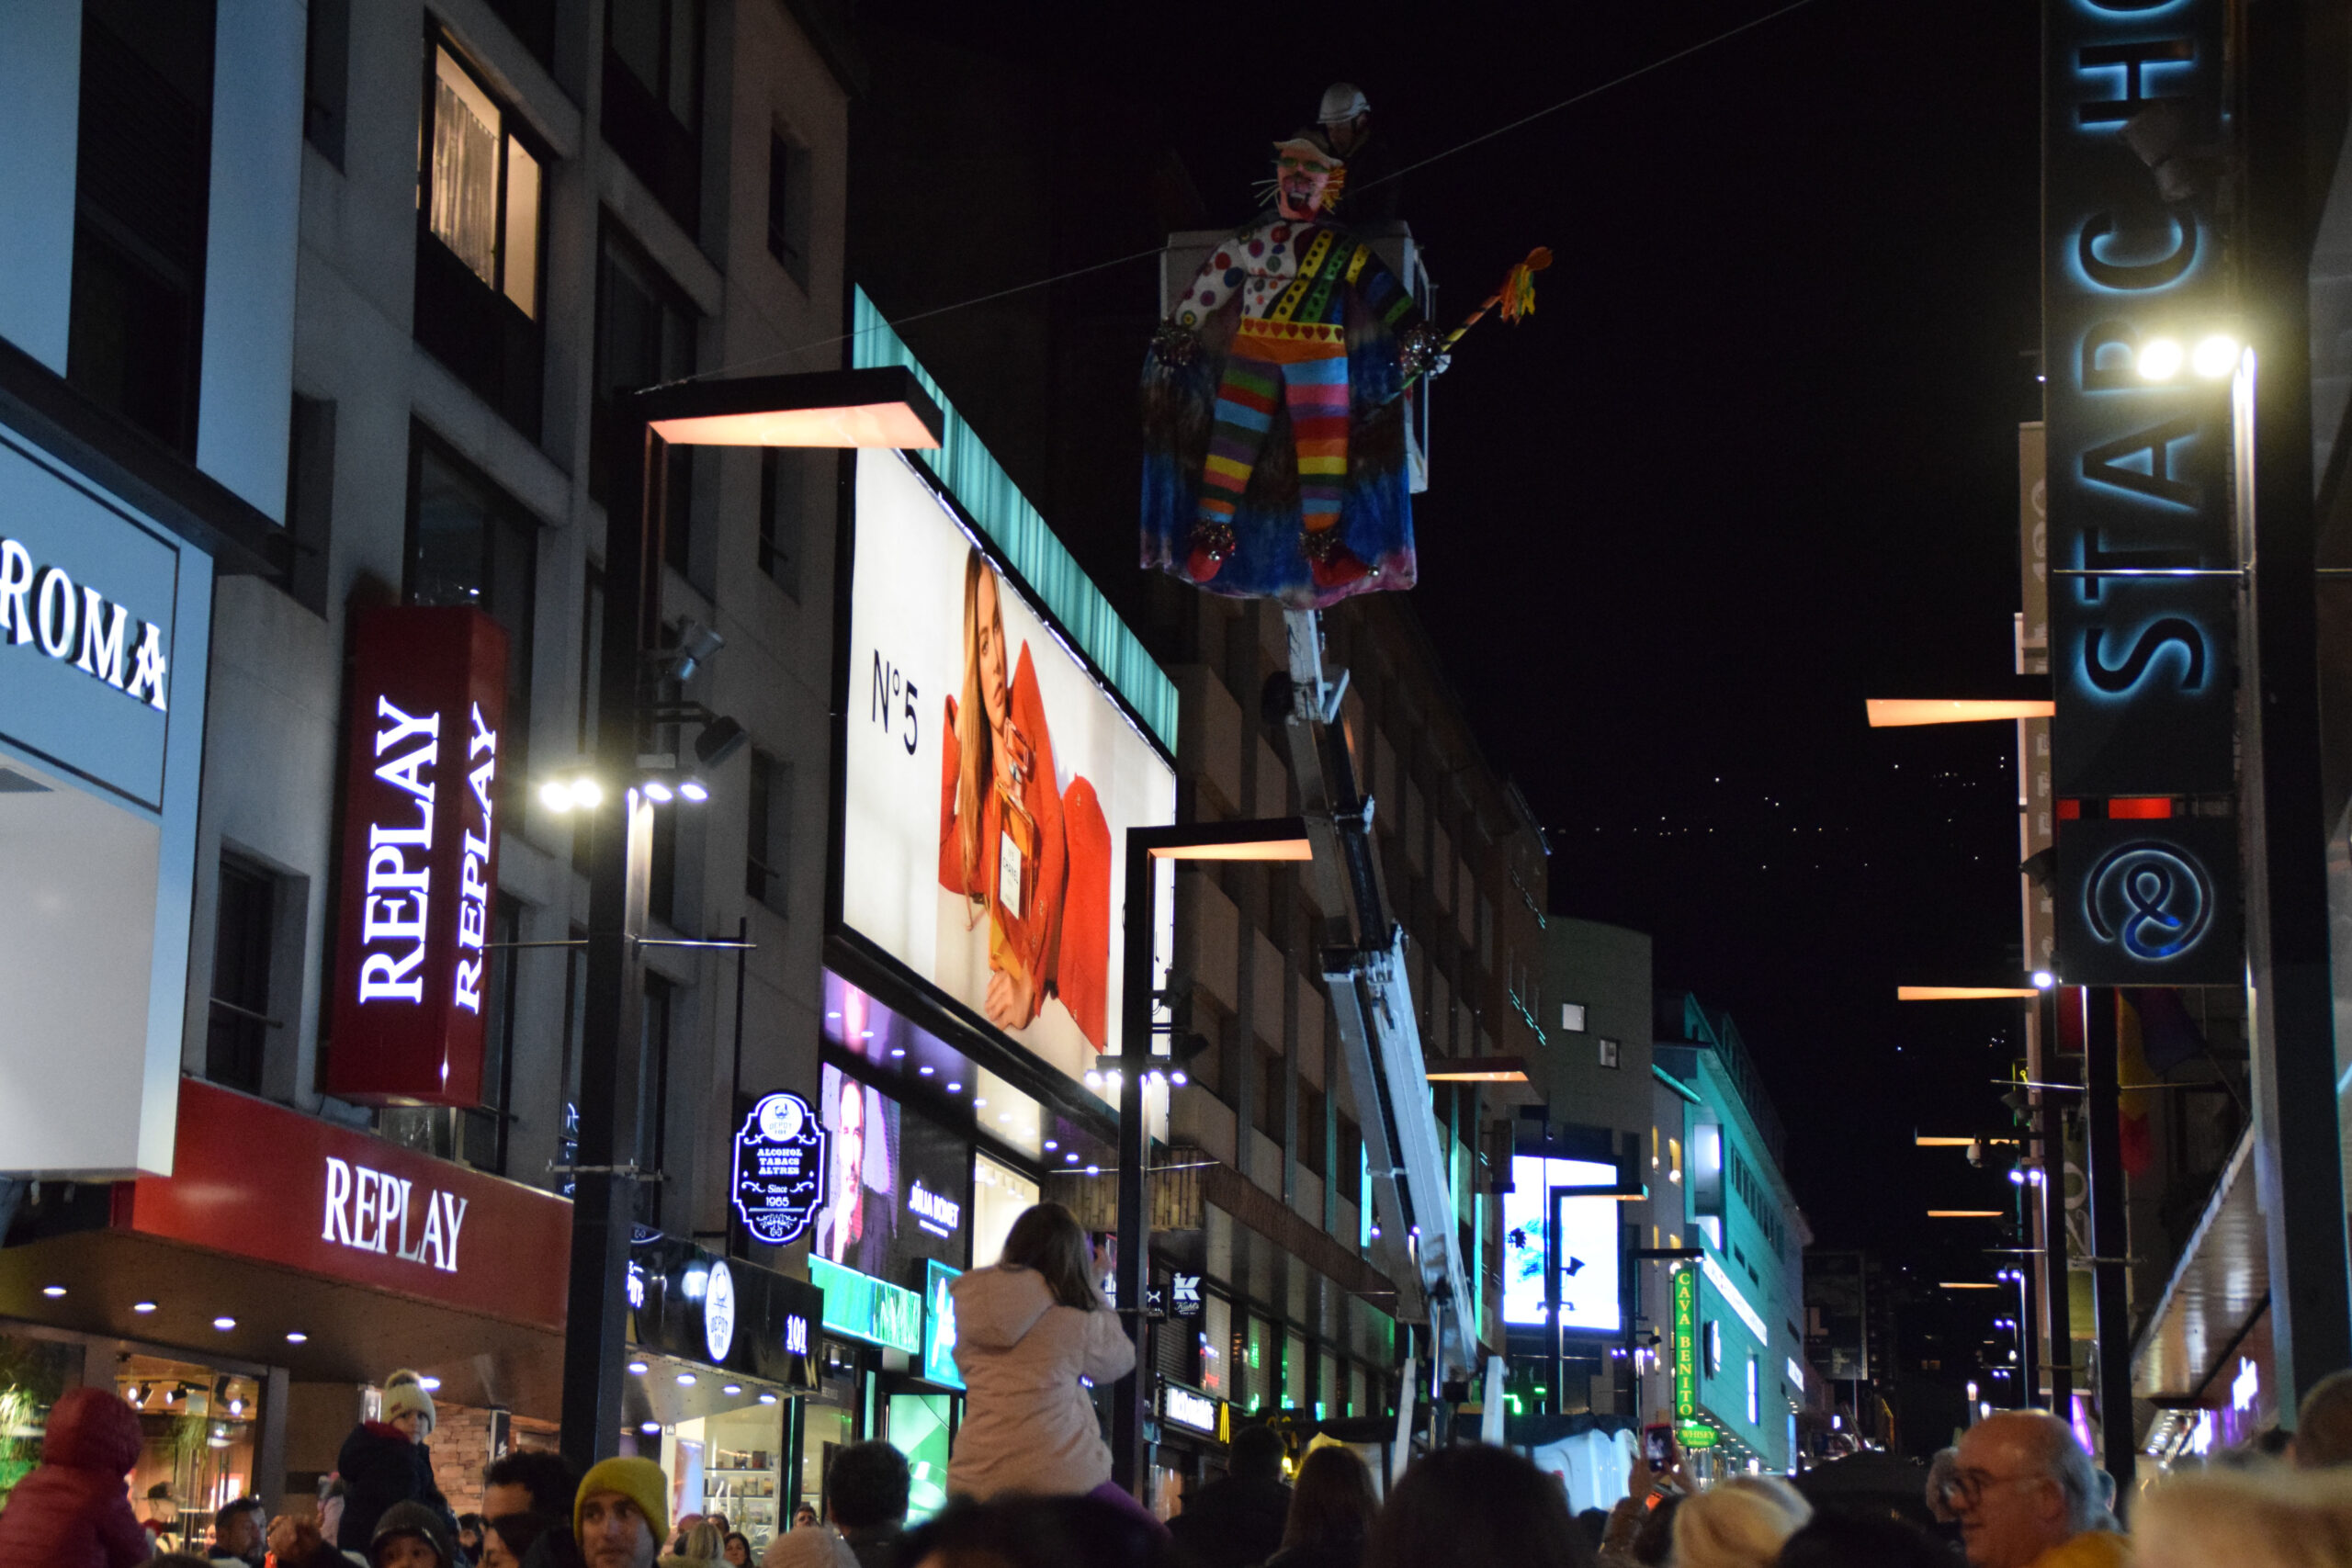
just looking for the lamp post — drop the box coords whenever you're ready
[1112,817,1311,1498]
[557,367,942,1472]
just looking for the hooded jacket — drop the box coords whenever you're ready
[945,1263,1135,1500]
[0,1386,153,1568]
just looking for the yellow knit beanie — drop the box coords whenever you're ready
[576,1456,670,1546]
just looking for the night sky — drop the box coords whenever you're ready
[854,0,2048,1320]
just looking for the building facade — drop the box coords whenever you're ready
[1645,994,1809,1475]
[1,0,856,1540]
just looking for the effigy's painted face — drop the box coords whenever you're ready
[1274,151,1336,220]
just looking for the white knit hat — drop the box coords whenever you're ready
[1317,83,1370,126]
[380,1370,435,1434]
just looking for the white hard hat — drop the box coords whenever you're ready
[1317,83,1370,126]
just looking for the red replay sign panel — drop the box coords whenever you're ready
[325,606,508,1105]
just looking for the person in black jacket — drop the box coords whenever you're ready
[1264,1447,1377,1568]
[1169,1426,1292,1568]
[337,1371,455,1554]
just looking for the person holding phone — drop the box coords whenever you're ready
[1597,1437,1692,1568]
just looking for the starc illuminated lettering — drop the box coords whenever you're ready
[357,697,440,1004]
[321,1156,469,1272]
[0,536,169,710]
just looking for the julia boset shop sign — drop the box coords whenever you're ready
[326,605,509,1105]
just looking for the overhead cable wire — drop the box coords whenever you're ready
[671,0,1821,388]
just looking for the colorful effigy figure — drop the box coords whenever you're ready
[1141,129,1444,608]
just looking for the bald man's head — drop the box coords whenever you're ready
[1952,1413,2104,1568]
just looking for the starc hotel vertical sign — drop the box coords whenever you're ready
[325,606,509,1104]
[2045,0,2242,986]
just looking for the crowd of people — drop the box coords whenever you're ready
[16,1201,2352,1568]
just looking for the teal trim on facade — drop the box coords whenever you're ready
[851,288,1178,752]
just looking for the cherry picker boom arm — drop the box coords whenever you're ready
[1276,609,1480,1382]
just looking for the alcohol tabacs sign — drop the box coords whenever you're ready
[326,605,508,1105]
[732,1092,829,1246]
[2043,0,2232,799]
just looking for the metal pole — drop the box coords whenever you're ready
[2039,989,2074,1413]
[558,420,662,1472]
[1546,1188,1562,1417]
[2241,0,2352,1423]
[1111,829,1155,1496]
[2081,988,2133,1495]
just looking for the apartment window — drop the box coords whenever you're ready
[593,225,697,556]
[285,394,335,615]
[303,0,349,165]
[603,0,704,231]
[206,857,277,1094]
[68,0,217,457]
[1560,1001,1586,1032]
[1337,1117,1363,1195]
[1254,1044,1285,1143]
[1598,1037,1622,1069]
[487,0,557,63]
[634,974,673,1227]
[758,447,806,598]
[745,750,790,915]
[766,130,812,286]
[1297,1082,1328,1177]
[459,895,523,1173]
[406,429,539,774]
[414,39,546,436]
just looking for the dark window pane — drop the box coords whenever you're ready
[69,1,215,455]
[285,394,335,614]
[592,228,697,524]
[765,131,810,286]
[303,0,348,164]
[206,859,275,1094]
[758,447,803,598]
[408,434,538,776]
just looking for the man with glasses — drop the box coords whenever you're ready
[1947,1412,2128,1568]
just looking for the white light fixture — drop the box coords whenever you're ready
[2191,333,2241,379]
[2032,970,2056,989]
[628,1361,649,1375]
[540,780,575,812]
[212,1316,236,1331]
[676,1372,697,1386]
[644,779,675,803]
[286,1331,308,1344]
[722,1383,742,1396]
[679,779,710,803]
[919,1065,935,1077]
[418,1377,441,1391]
[133,1301,157,1314]
[2138,337,2184,380]
[641,1421,662,1435]
[758,1393,779,1405]
[40,1285,64,1298]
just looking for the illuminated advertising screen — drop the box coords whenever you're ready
[1501,1156,1623,1333]
[815,1064,970,1288]
[841,448,1177,1083]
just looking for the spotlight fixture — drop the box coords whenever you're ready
[758,1393,779,1405]
[676,1372,697,1386]
[722,1384,742,1396]
[641,1421,662,1435]
[286,1331,308,1345]
[643,779,675,803]
[678,778,710,803]
[628,1360,650,1375]
[694,716,749,771]
[668,618,728,683]
[132,1302,158,1314]
[212,1316,236,1331]
[40,1285,64,1298]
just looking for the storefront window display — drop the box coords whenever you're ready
[970,1154,1035,1270]
[668,1407,784,1551]
[117,1356,263,1551]
[885,1392,953,1524]
[0,1330,81,1505]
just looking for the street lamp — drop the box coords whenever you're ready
[1112,817,1311,1496]
[558,367,942,1472]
